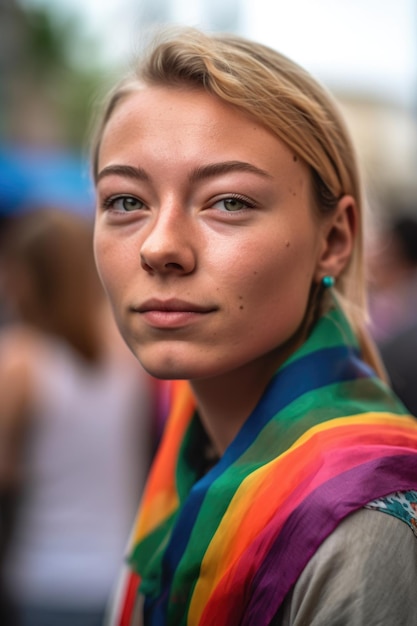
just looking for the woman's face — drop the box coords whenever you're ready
[94,86,328,381]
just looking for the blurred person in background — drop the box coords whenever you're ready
[0,208,156,626]
[367,213,417,415]
[367,213,417,344]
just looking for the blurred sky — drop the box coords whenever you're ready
[20,0,417,107]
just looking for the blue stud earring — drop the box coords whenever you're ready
[322,275,335,288]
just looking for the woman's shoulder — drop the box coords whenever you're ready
[0,322,34,370]
[0,323,53,408]
[0,325,47,483]
[0,321,45,349]
[0,323,47,372]
[275,500,417,625]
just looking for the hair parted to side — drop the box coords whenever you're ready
[91,27,385,377]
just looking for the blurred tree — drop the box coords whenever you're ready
[0,0,112,149]
[25,8,72,75]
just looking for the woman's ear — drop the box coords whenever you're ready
[314,194,357,282]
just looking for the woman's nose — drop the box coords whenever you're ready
[140,208,197,275]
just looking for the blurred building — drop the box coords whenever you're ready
[338,92,417,221]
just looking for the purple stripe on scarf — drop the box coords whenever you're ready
[242,453,417,626]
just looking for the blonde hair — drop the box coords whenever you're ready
[91,27,386,377]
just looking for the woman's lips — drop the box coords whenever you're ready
[134,299,217,329]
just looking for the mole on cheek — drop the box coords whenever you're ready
[285,241,290,248]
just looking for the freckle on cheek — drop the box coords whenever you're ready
[239,305,244,310]
[286,241,290,248]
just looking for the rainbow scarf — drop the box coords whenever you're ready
[112,305,417,626]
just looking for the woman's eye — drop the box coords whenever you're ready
[213,196,253,212]
[106,196,144,212]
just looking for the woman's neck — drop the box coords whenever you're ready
[190,353,279,456]
[190,325,309,456]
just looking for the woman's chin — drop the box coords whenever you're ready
[137,353,200,381]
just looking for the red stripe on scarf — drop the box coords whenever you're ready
[119,572,140,626]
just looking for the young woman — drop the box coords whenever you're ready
[92,28,417,626]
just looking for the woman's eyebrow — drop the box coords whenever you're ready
[97,164,150,182]
[189,161,273,183]
[96,161,273,184]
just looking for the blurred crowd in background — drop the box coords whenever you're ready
[0,1,416,625]
[0,207,165,626]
